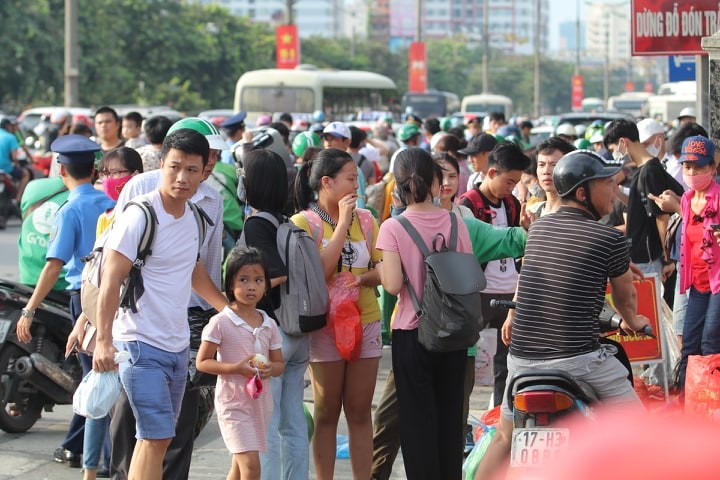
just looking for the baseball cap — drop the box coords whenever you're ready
[679,136,715,166]
[458,133,497,156]
[677,107,696,120]
[323,122,351,139]
[637,118,664,143]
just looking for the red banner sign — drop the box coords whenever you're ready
[276,25,300,69]
[571,75,584,112]
[631,0,719,56]
[605,276,663,363]
[408,42,427,94]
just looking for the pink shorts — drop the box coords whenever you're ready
[309,320,382,362]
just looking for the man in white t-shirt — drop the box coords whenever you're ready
[92,129,228,480]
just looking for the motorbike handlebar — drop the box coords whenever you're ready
[489,299,516,309]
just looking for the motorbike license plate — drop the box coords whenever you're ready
[0,319,12,343]
[510,428,569,468]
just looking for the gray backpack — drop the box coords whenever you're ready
[238,212,328,335]
[396,212,485,352]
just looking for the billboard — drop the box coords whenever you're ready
[632,0,720,55]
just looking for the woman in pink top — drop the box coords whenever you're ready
[675,136,720,394]
[376,147,473,479]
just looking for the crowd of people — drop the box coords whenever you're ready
[4,102,720,480]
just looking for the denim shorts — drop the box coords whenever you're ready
[309,320,382,362]
[116,340,189,440]
[501,344,641,420]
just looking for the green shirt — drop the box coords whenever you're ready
[18,177,70,289]
[206,162,244,232]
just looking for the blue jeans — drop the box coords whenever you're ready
[635,258,663,280]
[260,331,310,480]
[82,415,109,469]
[678,287,720,391]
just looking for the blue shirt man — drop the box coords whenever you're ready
[0,125,20,175]
[15,134,115,465]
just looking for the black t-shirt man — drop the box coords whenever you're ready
[625,157,683,264]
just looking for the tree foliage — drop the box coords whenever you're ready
[0,0,629,116]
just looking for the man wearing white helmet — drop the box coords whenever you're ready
[109,117,226,480]
[677,107,696,126]
[555,123,578,143]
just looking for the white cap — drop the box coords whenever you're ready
[555,123,576,137]
[677,107,696,119]
[637,118,664,143]
[322,121,351,139]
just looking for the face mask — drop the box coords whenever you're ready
[528,183,543,198]
[645,139,661,158]
[102,175,132,201]
[683,171,715,192]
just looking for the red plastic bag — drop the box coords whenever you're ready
[327,272,362,361]
[685,354,720,420]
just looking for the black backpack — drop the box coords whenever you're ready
[396,213,486,352]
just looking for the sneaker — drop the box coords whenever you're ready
[53,447,82,468]
[96,467,110,478]
[53,447,68,464]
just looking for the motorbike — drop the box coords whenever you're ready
[489,299,653,470]
[0,279,81,433]
[0,170,18,230]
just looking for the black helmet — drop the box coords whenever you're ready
[553,150,621,198]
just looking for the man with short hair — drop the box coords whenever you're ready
[529,136,576,219]
[93,129,227,480]
[474,150,650,479]
[459,133,498,191]
[15,135,116,469]
[349,125,376,185]
[94,106,124,153]
[110,119,225,480]
[604,119,684,280]
[0,117,31,202]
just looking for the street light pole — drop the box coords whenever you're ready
[533,0,541,117]
[482,0,489,93]
[64,0,79,107]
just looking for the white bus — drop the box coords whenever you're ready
[233,66,398,123]
[461,93,513,119]
[401,90,460,118]
[607,92,652,118]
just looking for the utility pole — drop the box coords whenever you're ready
[416,0,422,41]
[64,0,79,107]
[482,0,489,93]
[575,0,580,75]
[286,0,297,25]
[604,19,610,107]
[533,0,541,118]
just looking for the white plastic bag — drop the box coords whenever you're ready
[475,328,497,386]
[72,351,130,419]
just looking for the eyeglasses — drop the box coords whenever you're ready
[99,169,130,178]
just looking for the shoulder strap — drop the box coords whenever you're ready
[356,208,374,256]
[23,186,69,220]
[302,209,324,248]
[252,211,282,229]
[187,201,212,261]
[502,195,521,226]
[125,201,157,267]
[395,215,431,258]
[358,154,366,168]
[447,211,458,251]
[210,171,239,201]
[462,188,490,223]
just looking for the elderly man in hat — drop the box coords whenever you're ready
[15,134,116,468]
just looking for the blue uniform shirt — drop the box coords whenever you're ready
[46,183,115,289]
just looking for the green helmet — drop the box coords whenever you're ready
[398,124,420,142]
[292,131,321,157]
[439,117,452,132]
[167,117,228,150]
[573,138,591,150]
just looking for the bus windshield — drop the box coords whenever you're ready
[402,93,447,118]
[240,87,315,115]
[464,102,508,114]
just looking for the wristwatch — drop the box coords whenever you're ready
[21,307,35,319]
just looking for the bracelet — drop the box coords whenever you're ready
[21,307,35,319]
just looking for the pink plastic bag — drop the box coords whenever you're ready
[245,372,263,400]
[327,272,362,361]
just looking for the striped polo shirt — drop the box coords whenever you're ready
[510,206,630,360]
